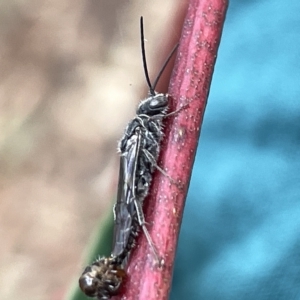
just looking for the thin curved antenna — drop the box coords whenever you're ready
[152,43,179,91]
[140,16,155,95]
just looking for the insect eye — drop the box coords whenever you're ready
[148,94,168,110]
[149,99,162,108]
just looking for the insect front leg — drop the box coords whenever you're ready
[147,102,189,123]
[165,102,189,118]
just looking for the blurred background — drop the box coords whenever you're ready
[1,0,300,300]
[0,1,182,299]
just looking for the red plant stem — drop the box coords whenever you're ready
[116,0,228,299]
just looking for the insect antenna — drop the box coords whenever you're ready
[140,17,179,95]
[140,16,154,95]
[152,43,179,91]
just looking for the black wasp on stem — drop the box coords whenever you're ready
[79,16,179,300]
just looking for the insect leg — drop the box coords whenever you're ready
[142,149,177,185]
[133,198,161,265]
[147,103,189,123]
[164,103,189,118]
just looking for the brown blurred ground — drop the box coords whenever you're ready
[0,1,183,299]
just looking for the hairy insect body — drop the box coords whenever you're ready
[111,92,170,267]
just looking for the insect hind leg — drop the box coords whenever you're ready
[133,199,162,266]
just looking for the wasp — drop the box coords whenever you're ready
[114,16,178,265]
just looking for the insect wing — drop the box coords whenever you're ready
[112,130,141,257]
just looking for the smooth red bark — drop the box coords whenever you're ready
[115,0,228,299]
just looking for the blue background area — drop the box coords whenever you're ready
[171,1,300,299]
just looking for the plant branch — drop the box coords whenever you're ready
[115,0,228,299]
